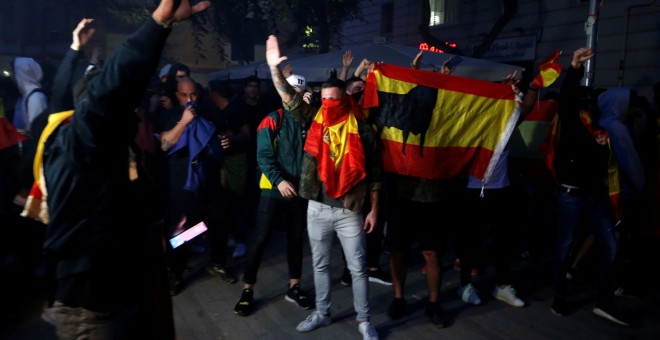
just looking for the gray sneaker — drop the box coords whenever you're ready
[358,321,379,340]
[492,285,524,307]
[296,311,331,332]
[458,283,482,305]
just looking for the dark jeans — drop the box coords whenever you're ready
[242,195,307,285]
[457,187,515,286]
[554,188,617,303]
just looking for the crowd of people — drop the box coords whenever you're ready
[1,1,659,339]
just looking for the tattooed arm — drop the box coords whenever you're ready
[266,35,297,105]
[265,35,315,123]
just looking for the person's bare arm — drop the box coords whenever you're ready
[363,190,379,234]
[70,18,95,51]
[411,50,423,69]
[160,105,196,151]
[266,35,296,105]
[151,0,212,27]
[353,58,372,79]
[339,50,353,81]
[570,47,594,69]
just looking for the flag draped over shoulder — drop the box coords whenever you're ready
[362,63,519,182]
[304,97,366,199]
[21,110,74,224]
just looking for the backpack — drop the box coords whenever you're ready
[258,108,284,190]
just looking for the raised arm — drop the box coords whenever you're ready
[50,18,95,113]
[354,58,372,80]
[411,50,423,69]
[266,35,297,105]
[339,50,354,81]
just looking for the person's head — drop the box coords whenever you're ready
[73,67,102,105]
[170,63,191,82]
[209,80,233,109]
[12,57,43,94]
[286,74,307,94]
[158,64,172,83]
[176,77,199,107]
[345,76,365,95]
[243,75,260,102]
[321,77,346,101]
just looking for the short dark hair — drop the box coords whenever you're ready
[209,80,234,99]
[244,75,260,88]
[345,76,365,91]
[322,77,346,92]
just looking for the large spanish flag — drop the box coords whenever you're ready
[363,63,519,182]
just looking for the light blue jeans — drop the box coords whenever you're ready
[306,200,370,322]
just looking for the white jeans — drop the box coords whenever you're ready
[306,200,370,322]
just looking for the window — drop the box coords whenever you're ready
[429,0,459,26]
[381,2,394,35]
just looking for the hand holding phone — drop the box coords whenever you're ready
[169,221,208,249]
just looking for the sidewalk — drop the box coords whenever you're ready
[2,228,660,339]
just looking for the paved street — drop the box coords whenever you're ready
[2,221,659,340]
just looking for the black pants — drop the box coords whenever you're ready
[242,195,307,285]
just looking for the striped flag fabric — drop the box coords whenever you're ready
[363,63,519,182]
[304,97,366,199]
[509,100,559,160]
[531,51,562,89]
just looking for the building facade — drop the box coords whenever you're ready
[339,0,660,99]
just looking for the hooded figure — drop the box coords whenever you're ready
[12,57,48,131]
[598,88,645,197]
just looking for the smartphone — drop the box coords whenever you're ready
[445,55,464,69]
[169,221,208,249]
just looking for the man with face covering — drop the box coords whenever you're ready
[266,35,382,340]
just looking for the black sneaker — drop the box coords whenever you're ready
[207,264,237,284]
[234,288,254,316]
[593,303,630,326]
[341,268,352,286]
[286,284,314,309]
[551,298,569,316]
[368,268,392,286]
[425,301,448,328]
[387,297,407,320]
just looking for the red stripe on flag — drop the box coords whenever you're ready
[373,63,513,100]
[381,139,494,179]
[525,101,559,121]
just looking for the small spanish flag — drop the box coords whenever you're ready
[532,51,562,89]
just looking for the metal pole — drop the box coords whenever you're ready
[582,0,600,87]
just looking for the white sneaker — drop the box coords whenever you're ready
[296,311,331,332]
[458,283,482,305]
[493,285,525,307]
[232,242,247,258]
[358,321,379,340]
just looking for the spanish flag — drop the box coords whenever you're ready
[304,96,366,199]
[531,51,562,89]
[362,63,519,182]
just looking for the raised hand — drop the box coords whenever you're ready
[282,64,293,78]
[571,47,594,68]
[411,50,423,69]
[152,0,212,26]
[266,35,287,67]
[501,70,519,86]
[342,50,354,68]
[71,18,95,51]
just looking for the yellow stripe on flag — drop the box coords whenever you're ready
[365,63,519,182]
